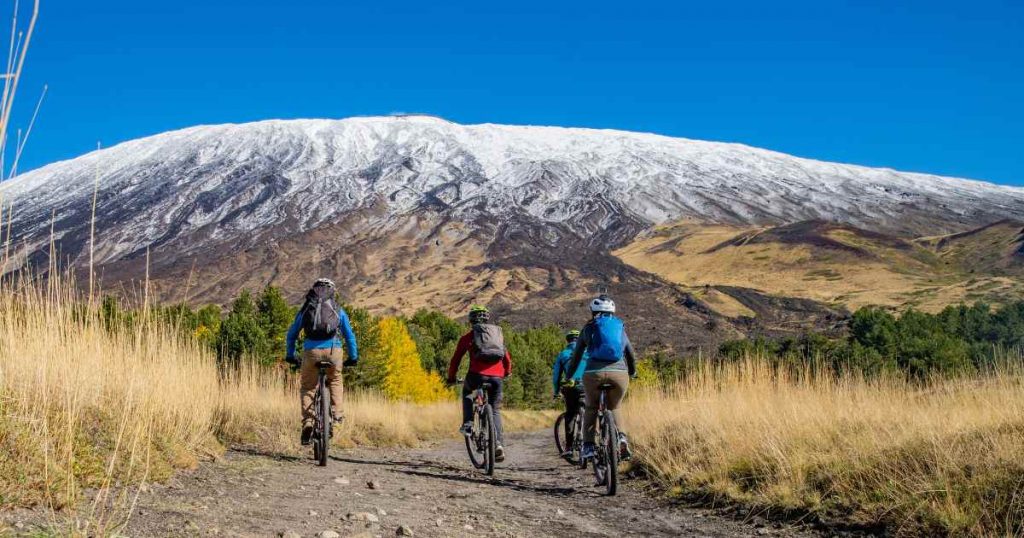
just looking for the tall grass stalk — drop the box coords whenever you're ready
[624,355,1024,536]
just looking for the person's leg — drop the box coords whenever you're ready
[561,386,580,443]
[461,372,481,429]
[560,386,573,443]
[299,349,320,428]
[486,376,505,446]
[325,347,343,420]
[602,370,630,429]
[582,372,601,444]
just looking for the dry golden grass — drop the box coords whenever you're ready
[0,278,219,532]
[623,358,1024,536]
[0,275,550,531]
[215,362,552,455]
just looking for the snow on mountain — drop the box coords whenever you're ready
[2,115,1023,268]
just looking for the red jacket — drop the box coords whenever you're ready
[446,331,512,380]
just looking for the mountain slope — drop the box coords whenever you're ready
[615,219,1024,313]
[1,116,1021,348]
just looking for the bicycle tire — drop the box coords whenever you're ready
[317,376,330,467]
[592,414,608,486]
[571,413,584,465]
[554,413,567,456]
[604,412,619,496]
[482,404,496,476]
[465,426,484,469]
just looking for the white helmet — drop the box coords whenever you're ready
[589,294,616,314]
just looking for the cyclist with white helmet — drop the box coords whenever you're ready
[565,294,637,461]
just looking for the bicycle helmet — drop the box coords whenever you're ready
[313,277,336,289]
[589,294,616,314]
[468,304,490,324]
[565,329,581,342]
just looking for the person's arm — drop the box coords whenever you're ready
[285,312,303,359]
[338,310,358,362]
[552,352,565,396]
[502,349,512,378]
[623,332,637,377]
[565,325,589,377]
[447,333,471,382]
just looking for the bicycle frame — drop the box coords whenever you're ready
[311,360,333,467]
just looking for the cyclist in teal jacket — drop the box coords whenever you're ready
[552,329,587,456]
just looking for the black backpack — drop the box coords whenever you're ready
[301,282,340,340]
[471,323,506,362]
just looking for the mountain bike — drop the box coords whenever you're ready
[553,390,585,465]
[460,379,497,476]
[310,359,335,467]
[590,382,620,495]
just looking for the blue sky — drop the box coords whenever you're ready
[9,0,1024,185]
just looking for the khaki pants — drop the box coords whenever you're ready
[582,370,629,444]
[300,347,343,427]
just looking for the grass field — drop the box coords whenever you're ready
[4,275,1023,536]
[0,276,550,534]
[623,357,1024,536]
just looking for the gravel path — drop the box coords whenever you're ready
[18,431,821,537]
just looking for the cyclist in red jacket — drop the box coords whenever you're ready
[446,305,512,462]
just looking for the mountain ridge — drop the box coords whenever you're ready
[1,116,1022,350]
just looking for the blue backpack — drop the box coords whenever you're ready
[588,315,625,362]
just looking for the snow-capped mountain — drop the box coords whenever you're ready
[2,115,1022,268]
[0,115,1020,348]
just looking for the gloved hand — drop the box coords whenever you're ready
[285,356,299,372]
[343,357,358,367]
[561,379,577,389]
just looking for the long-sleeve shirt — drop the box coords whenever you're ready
[567,315,636,377]
[447,330,512,380]
[285,308,358,361]
[552,342,587,395]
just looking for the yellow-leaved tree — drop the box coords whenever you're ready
[377,317,452,403]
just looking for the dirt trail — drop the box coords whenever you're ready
[117,431,814,537]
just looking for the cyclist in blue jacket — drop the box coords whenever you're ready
[566,294,637,461]
[552,329,587,456]
[285,278,358,446]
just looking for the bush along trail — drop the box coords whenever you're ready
[2,432,817,537]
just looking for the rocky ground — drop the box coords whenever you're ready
[3,431,821,537]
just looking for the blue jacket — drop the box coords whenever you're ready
[285,308,358,361]
[552,341,587,396]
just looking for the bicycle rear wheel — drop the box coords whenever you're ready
[592,415,608,486]
[604,412,619,496]
[317,377,330,467]
[465,425,484,470]
[573,411,589,465]
[482,404,496,476]
[554,413,567,456]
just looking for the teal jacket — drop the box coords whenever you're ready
[552,341,587,396]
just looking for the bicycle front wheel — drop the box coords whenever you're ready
[317,378,330,467]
